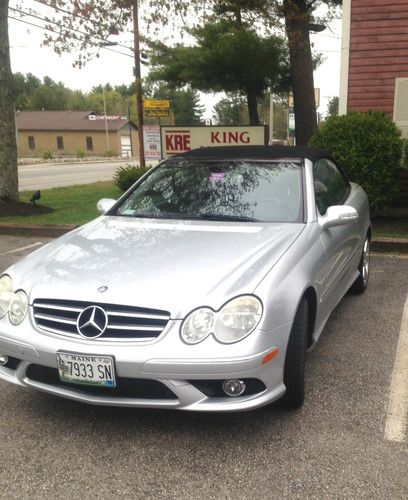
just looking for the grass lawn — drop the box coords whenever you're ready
[0,182,122,226]
[372,217,408,240]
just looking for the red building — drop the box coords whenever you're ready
[339,0,408,137]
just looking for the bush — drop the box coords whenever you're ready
[114,164,149,191]
[310,111,403,212]
[42,150,53,160]
[104,150,117,158]
[401,138,408,169]
[76,149,86,159]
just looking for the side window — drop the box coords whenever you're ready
[313,159,349,215]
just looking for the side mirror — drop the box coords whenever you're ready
[96,198,116,215]
[319,205,359,230]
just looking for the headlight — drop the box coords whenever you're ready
[181,307,214,344]
[9,290,28,326]
[0,275,13,318]
[213,296,262,344]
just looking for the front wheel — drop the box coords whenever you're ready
[349,235,370,294]
[280,298,308,409]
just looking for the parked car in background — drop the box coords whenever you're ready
[0,146,371,411]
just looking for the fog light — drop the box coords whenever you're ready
[222,379,246,397]
[0,354,8,366]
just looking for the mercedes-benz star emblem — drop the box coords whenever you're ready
[77,306,108,339]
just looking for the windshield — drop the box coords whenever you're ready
[113,159,304,223]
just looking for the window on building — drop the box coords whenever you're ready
[86,136,93,151]
[313,159,349,215]
[57,136,64,150]
[28,136,35,150]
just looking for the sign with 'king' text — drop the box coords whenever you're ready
[161,126,267,158]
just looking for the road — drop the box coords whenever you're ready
[0,236,407,499]
[18,160,138,190]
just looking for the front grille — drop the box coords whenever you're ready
[26,364,177,400]
[32,299,170,341]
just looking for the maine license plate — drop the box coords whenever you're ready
[57,352,116,388]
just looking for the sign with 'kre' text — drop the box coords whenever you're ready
[161,126,267,158]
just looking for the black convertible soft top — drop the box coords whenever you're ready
[175,145,332,163]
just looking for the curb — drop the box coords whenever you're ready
[370,237,408,254]
[1,224,408,252]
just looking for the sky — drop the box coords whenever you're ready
[8,1,342,120]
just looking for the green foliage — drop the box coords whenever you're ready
[401,138,408,169]
[42,150,53,160]
[327,96,339,118]
[114,165,149,192]
[104,150,117,158]
[213,95,247,125]
[144,81,204,125]
[310,112,403,212]
[150,21,289,95]
[149,20,289,124]
[13,73,204,126]
[76,149,86,159]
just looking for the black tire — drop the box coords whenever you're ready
[280,298,308,409]
[349,235,370,295]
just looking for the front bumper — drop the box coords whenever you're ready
[0,318,291,412]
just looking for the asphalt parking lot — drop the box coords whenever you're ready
[0,236,407,499]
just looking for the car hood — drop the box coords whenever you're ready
[9,216,304,318]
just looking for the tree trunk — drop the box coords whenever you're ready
[246,86,260,125]
[283,0,317,146]
[0,0,18,202]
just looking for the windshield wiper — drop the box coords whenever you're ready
[195,213,261,222]
[128,212,260,222]
[130,212,199,220]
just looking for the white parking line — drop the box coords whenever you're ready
[0,242,43,257]
[384,293,408,443]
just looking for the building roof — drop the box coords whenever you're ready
[15,111,135,132]
[176,145,332,163]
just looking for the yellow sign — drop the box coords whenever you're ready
[144,109,171,118]
[143,99,170,109]
[289,89,320,108]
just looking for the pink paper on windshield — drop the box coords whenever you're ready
[210,173,225,181]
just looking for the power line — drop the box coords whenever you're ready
[8,15,133,59]
[10,5,134,53]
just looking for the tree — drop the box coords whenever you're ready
[143,0,340,143]
[13,72,41,110]
[213,95,247,125]
[280,0,341,144]
[0,0,18,202]
[145,82,204,125]
[327,96,339,117]
[149,20,289,125]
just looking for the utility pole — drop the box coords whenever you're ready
[269,94,274,145]
[102,87,110,151]
[132,0,145,168]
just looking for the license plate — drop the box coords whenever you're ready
[57,352,116,388]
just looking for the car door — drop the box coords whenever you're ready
[314,158,361,313]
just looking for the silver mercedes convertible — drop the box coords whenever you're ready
[0,146,371,411]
